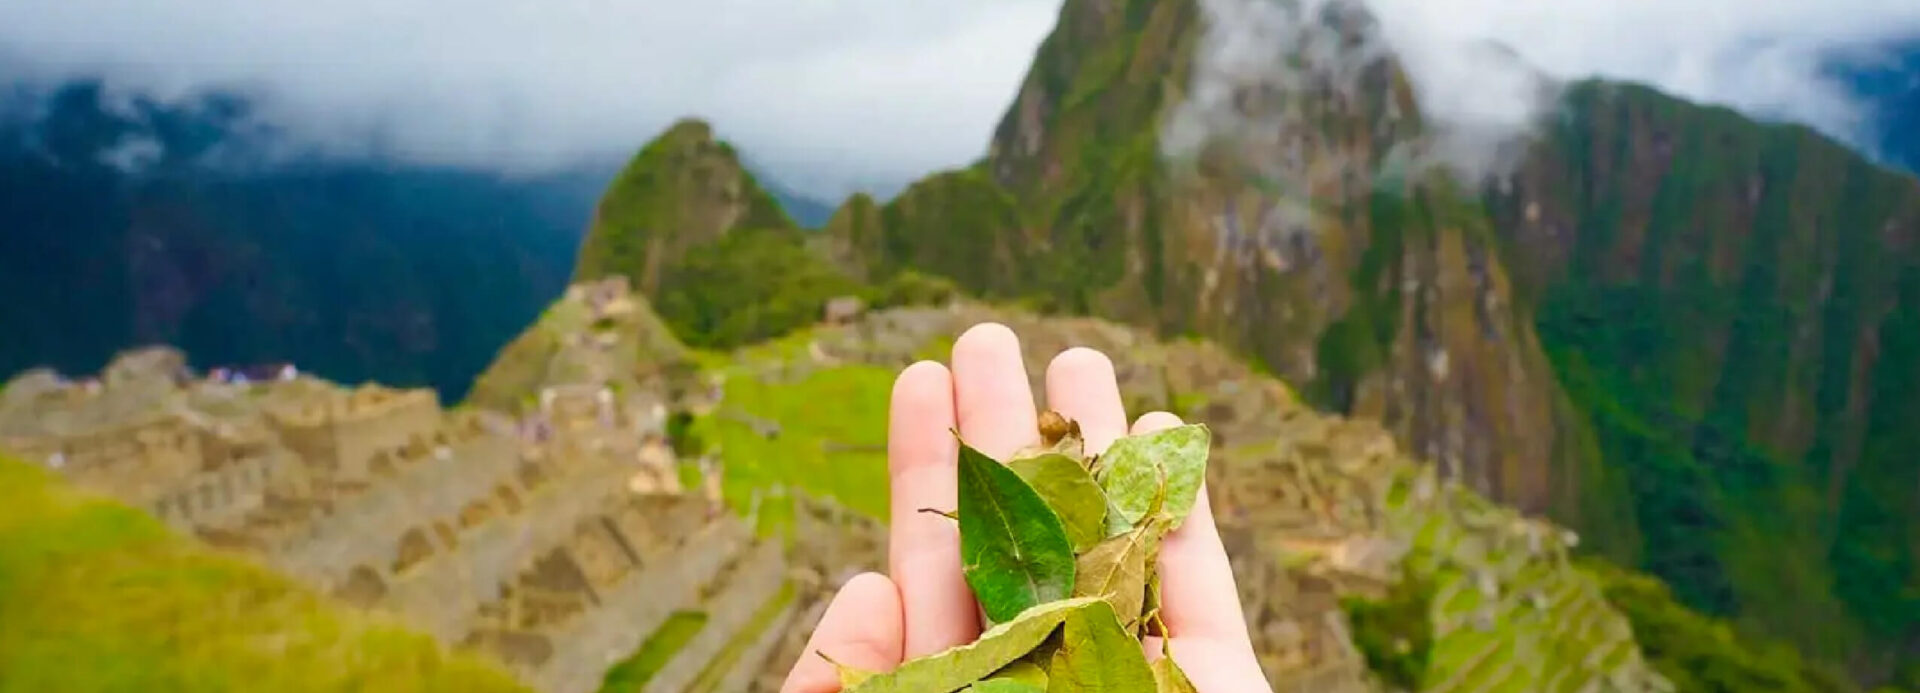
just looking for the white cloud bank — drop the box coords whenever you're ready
[0,0,1062,199]
[1171,0,1920,186]
[1,0,1916,198]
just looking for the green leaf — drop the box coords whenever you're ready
[1046,599,1156,693]
[959,442,1077,624]
[1095,425,1210,532]
[845,598,1099,693]
[1008,453,1108,552]
[1149,656,1199,693]
[1102,497,1136,538]
[984,658,1049,687]
[818,651,877,689]
[1072,519,1167,626]
[971,681,1047,693]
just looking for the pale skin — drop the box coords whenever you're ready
[781,323,1273,693]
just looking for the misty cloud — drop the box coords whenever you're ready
[2,0,1916,199]
[0,0,1061,199]
[1169,0,1920,189]
[1367,0,1920,153]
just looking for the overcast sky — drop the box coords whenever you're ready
[2,0,1917,200]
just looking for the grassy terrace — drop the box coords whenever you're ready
[0,456,528,693]
[595,611,708,693]
[686,581,798,692]
[688,334,895,522]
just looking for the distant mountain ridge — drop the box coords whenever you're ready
[0,80,607,400]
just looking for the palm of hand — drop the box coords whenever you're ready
[781,323,1272,692]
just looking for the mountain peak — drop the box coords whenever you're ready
[572,118,794,295]
[659,117,714,142]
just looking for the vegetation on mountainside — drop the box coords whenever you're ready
[574,120,967,351]
[573,119,793,297]
[821,0,1185,320]
[1520,80,1920,669]
[654,227,865,349]
[1581,560,1908,693]
[1340,576,1434,690]
[0,455,529,693]
[1309,189,1414,410]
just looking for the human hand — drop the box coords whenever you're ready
[780,323,1272,692]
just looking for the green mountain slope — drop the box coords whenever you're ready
[574,119,795,294]
[1494,81,1920,672]
[0,454,530,693]
[571,119,878,350]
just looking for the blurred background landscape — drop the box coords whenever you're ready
[2,0,1920,691]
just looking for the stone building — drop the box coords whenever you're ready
[269,385,442,482]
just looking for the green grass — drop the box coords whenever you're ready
[595,611,709,693]
[690,365,895,521]
[0,456,530,693]
[685,581,798,693]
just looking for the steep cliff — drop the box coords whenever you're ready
[1493,80,1920,672]
[825,0,1566,527]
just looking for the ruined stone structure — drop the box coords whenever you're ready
[0,280,814,693]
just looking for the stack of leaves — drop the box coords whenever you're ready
[838,411,1212,692]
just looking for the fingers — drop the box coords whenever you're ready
[1044,348,1130,456]
[781,573,905,693]
[885,361,977,658]
[1131,412,1255,647]
[951,323,1039,461]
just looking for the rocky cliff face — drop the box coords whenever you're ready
[1490,80,1920,670]
[826,0,1566,524]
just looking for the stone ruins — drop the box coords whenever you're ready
[0,277,882,693]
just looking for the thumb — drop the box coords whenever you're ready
[781,572,906,693]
